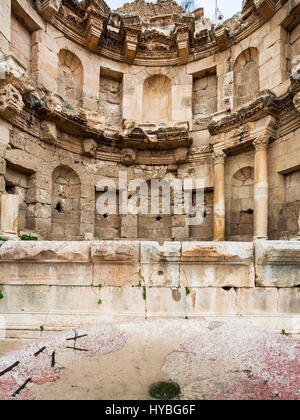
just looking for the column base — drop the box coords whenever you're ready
[0,232,19,241]
[253,236,268,241]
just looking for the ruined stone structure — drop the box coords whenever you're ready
[0,0,299,339]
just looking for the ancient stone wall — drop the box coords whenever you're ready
[0,240,298,338]
[0,0,299,335]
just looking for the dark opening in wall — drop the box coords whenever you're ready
[5,183,15,194]
[156,216,162,221]
[55,202,63,213]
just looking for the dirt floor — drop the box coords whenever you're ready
[0,320,299,400]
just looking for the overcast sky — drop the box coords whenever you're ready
[107,0,242,21]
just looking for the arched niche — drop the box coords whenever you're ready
[51,166,81,240]
[143,75,172,123]
[234,48,259,108]
[57,49,83,107]
[229,166,254,241]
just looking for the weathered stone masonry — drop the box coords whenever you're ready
[0,0,299,337]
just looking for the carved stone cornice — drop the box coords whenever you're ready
[36,0,62,22]
[0,54,34,95]
[84,6,108,50]
[32,0,285,65]
[25,93,105,140]
[254,0,276,19]
[0,84,24,119]
[213,150,226,165]
[121,122,191,151]
[208,91,283,136]
[214,25,230,51]
[123,26,141,64]
[176,26,190,64]
[293,92,300,113]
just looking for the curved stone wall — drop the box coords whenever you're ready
[0,0,299,243]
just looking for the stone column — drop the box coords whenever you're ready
[0,193,19,237]
[296,211,300,240]
[253,136,269,240]
[213,150,226,241]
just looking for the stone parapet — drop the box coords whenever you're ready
[0,240,298,338]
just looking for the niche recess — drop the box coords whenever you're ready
[99,67,123,129]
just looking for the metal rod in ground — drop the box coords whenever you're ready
[12,378,32,397]
[66,334,88,341]
[66,347,89,352]
[51,351,56,368]
[0,361,20,377]
[34,347,46,357]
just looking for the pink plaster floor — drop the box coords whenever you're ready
[0,320,299,400]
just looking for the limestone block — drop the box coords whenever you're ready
[180,263,254,288]
[147,287,187,318]
[0,261,92,286]
[0,194,19,235]
[0,285,49,313]
[99,287,145,319]
[91,241,140,262]
[237,288,278,315]
[121,215,137,238]
[141,263,179,287]
[255,241,300,287]
[0,241,91,262]
[180,242,254,287]
[83,138,97,157]
[141,241,181,263]
[0,84,23,119]
[187,288,237,316]
[172,226,189,240]
[40,121,57,144]
[278,289,300,314]
[49,286,100,313]
[92,241,141,287]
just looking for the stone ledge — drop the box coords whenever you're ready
[255,241,300,287]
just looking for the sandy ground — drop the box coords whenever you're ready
[0,320,299,400]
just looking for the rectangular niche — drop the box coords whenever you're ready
[95,189,120,239]
[11,13,31,72]
[4,163,34,232]
[99,67,123,129]
[189,189,214,241]
[192,68,217,120]
[283,170,300,238]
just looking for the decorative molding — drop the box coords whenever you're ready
[293,92,300,114]
[31,0,285,65]
[253,135,270,151]
[176,27,190,64]
[36,0,62,22]
[214,25,229,51]
[254,0,276,20]
[213,150,226,164]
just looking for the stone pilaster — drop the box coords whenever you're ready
[213,150,226,242]
[0,193,19,237]
[253,136,269,240]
